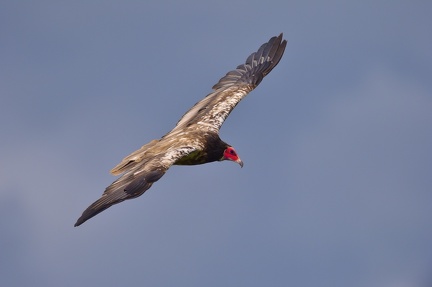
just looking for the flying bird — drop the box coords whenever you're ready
[74,34,287,226]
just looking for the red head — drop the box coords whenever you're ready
[222,146,243,168]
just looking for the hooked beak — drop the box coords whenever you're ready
[236,158,244,168]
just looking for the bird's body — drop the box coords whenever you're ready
[75,34,287,226]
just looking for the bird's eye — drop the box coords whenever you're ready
[229,149,236,155]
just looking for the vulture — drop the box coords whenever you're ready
[75,34,287,226]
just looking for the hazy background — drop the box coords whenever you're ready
[1,1,431,286]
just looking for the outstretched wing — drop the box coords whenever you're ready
[111,34,286,176]
[167,33,287,135]
[74,146,196,226]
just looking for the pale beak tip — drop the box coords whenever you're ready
[237,159,244,168]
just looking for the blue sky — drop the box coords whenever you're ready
[1,1,431,286]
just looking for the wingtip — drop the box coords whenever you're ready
[211,33,287,91]
[74,216,85,227]
[276,32,288,47]
[73,201,107,227]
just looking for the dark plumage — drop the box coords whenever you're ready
[74,34,287,227]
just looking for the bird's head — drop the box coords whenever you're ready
[222,146,243,168]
